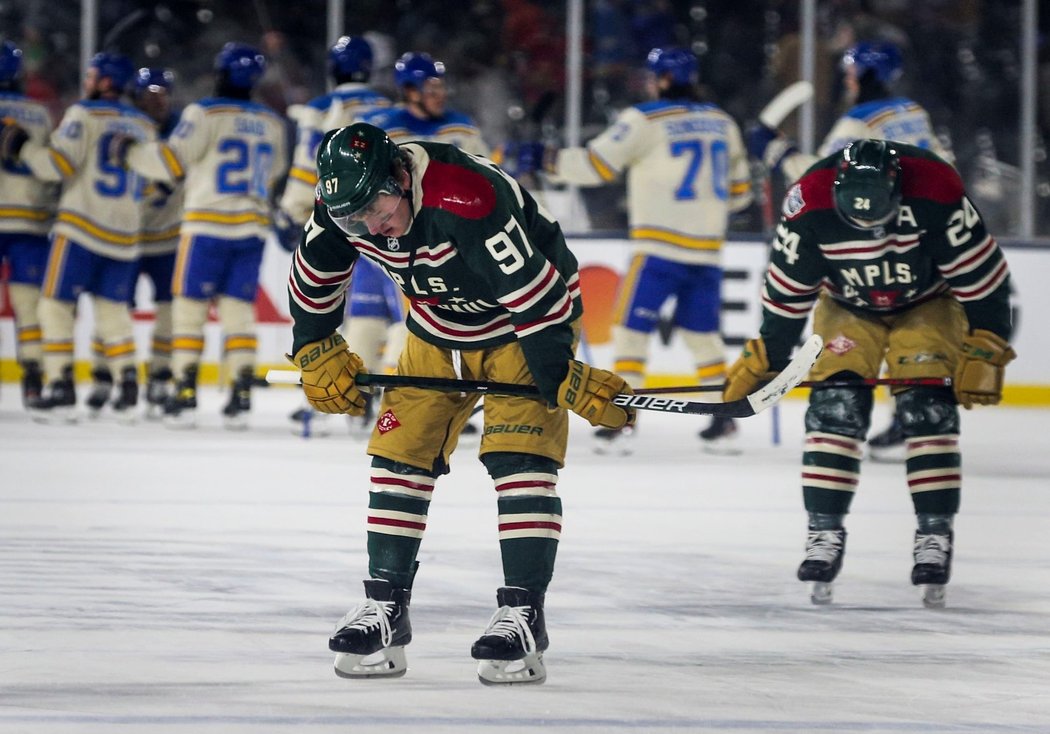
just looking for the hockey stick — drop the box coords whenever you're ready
[265,335,823,418]
[758,80,815,129]
[635,376,953,396]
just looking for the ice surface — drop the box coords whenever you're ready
[2,386,1048,733]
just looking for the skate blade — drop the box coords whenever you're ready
[922,585,947,609]
[145,404,166,422]
[112,410,138,426]
[592,444,633,456]
[163,413,198,430]
[476,652,546,686]
[333,648,407,679]
[223,415,249,431]
[29,408,78,425]
[810,582,834,605]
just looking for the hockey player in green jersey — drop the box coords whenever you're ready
[287,122,634,684]
[723,139,1015,609]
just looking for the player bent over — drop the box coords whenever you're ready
[723,140,1014,608]
[287,123,633,684]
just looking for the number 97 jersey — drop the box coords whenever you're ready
[135,98,287,240]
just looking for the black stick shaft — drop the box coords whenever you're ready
[635,377,952,396]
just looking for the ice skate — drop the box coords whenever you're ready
[471,586,548,686]
[20,360,43,408]
[593,424,636,456]
[163,367,198,429]
[145,367,173,421]
[698,415,740,455]
[28,369,78,424]
[797,528,847,605]
[222,369,253,431]
[867,416,905,463]
[912,530,953,609]
[85,367,113,417]
[109,367,139,425]
[330,579,412,679]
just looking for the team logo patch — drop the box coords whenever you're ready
[825,335,857,355]
[377,410,401,434]
[782,183,805,218]
[869,290,899,308]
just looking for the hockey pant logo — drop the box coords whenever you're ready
[612,394,688,413]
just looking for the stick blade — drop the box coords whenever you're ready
[746,334,824,414]
[758,80,815,128]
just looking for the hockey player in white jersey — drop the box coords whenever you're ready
[1,52,156,422]
[534,47,753,453]
[114,43,288,429]
[0,41,55,407]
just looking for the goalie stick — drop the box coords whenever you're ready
[265,335,823,418]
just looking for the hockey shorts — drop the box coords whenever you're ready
[809,293,967,385]
[614,254,723,333]
[348,258,405,322]
[172,233,264,302]
[138,251,176,305]
[41,235,138,303]
[0,232,49,286]
[367,331,570,475]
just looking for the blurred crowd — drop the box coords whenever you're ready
[1,0,1048,236]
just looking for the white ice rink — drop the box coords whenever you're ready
[2,386,1048,734]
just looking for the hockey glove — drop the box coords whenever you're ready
[0,119,29,164]
[724,338,777,403]
[954,329,1016,409]
[272,208,302,252]
[746,123,797,175]
[292,333,369,415]
[557,360,634,429]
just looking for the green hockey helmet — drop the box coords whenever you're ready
[833,139,901,228]
[316,123,405,234]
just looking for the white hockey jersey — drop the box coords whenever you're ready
[550,99,752,266]
[126,97,287,241]
[21,100,156,260]
[138,115,183,257]
[0,92,55,235]
[279,83,390,224]
[780,96,954,182]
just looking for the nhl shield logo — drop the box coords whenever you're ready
[377,409,401,434]
[386,237,400,251]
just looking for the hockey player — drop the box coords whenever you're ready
[1,52,155,422]
[748,41,953,459]
[0,41,55,407]
[533,47,752,453]
[289,122,633,684]
[276,35,402,436]
[112,43,288,429]
[723,140,1014,608]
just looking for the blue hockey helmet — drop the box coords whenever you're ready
[214,42,266,90]
[646,47,698,86]
[329,35,373,80]
[134,67,175,96]
[90,52,136,93]
[394,52,445,88]
[841,42,903,85]
[0,41,23,84]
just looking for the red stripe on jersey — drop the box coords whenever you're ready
[371,476,435,493]
[806,435,860,451]
[802,471,859,486]
[899,155,964,204]
[368,516,427,531]
[908,473,961,487]
[288,274,344,310]
[499,521,562,532]
[795,168,838,213]
[421,160,497,220]
[295,248,354,285]
[503,263,557,310]
[411,302,511,337]
[495,480,557,492]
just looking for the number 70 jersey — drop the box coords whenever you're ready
[127,97,287,240]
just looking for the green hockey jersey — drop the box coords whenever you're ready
[288,141,582,402]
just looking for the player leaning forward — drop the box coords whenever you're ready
[288,122,633,683]
[723,139,1015,608]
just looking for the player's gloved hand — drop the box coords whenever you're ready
[723,338,777,403]
[556,360,634,429]
[291,333,369,415]
[0,119,29,164]
[104,132,136,168]
[272,207,302,252]
[515,141,547,176]
[746,123,797,175]
[954,329,1016,409]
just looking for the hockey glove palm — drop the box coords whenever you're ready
[292,333,369,415]
[0,119,29,164]
[724,338,777,403]
[954,329,1016,409]
[557,360,634,429]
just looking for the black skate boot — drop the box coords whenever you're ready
[330,579,412,679]
[164,366,198,429]
[912,530,953,609]
[699,415,740,455]
[471,586,548,685]
[20,360,43,408]
[110,366,139,423]
[222,368,253,430]
[85,366,113,416]
[28,367,77,424]
[145,366,173,420]
[593,424,636,456]
[797,528,847,605]
[867,415,905,463]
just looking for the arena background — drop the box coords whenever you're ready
[1,0,1047,404]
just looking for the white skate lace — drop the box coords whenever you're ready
[913,533,950,565]
[803,530,844,562]
[481,605,536,654]
[335,599,394,648]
